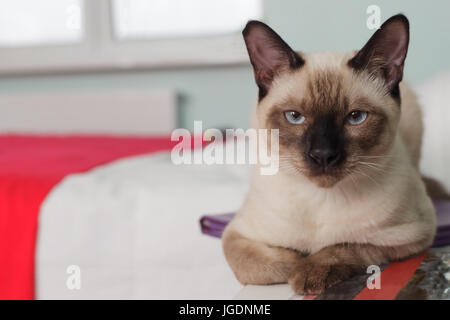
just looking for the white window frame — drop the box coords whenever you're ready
[0,0,259,74]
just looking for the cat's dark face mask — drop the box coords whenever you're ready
[301,115,347,175]
[243,16,409,187]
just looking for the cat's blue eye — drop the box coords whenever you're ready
[284,111,305,124]
[346,110,368,125]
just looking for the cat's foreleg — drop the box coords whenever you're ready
[222,229,304,285]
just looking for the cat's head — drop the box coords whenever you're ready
[244,15,409,187]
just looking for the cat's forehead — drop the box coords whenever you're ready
[302,68,347,114]
[271,52,354,108]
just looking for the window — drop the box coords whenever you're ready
[0,0,263,73]
[112,0,262,40]
[0,0,83,47]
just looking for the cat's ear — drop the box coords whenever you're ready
[349,14,409,97]
[243,20,304,100]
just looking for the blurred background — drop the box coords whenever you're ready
[1,0,450,300]
[1,0,449,131]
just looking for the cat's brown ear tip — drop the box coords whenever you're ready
[242,20,268,37]
[383,14,410,31]
[388,14,409,22]
[242,21,256,37]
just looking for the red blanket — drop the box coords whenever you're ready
[0,135,175,299]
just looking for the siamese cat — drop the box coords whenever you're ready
[222,14,439,295]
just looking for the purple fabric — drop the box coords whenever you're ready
[200,201,450,247]
[435,201,450,226]
[199,213,234,238]
[433,201,450,247]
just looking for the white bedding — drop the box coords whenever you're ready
[36,149,250,299]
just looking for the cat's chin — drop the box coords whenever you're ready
[310,176,340,188]
[306,171,345,188]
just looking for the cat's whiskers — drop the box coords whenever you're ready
[278,159,306,176]
[355,168,396,194]
[355,161,409,178]
[355,155,394,159]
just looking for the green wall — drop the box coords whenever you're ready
[0,0,449,130]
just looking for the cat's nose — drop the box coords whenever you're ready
[308,148,341,167]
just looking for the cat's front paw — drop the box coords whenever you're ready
[288,260,357,295]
